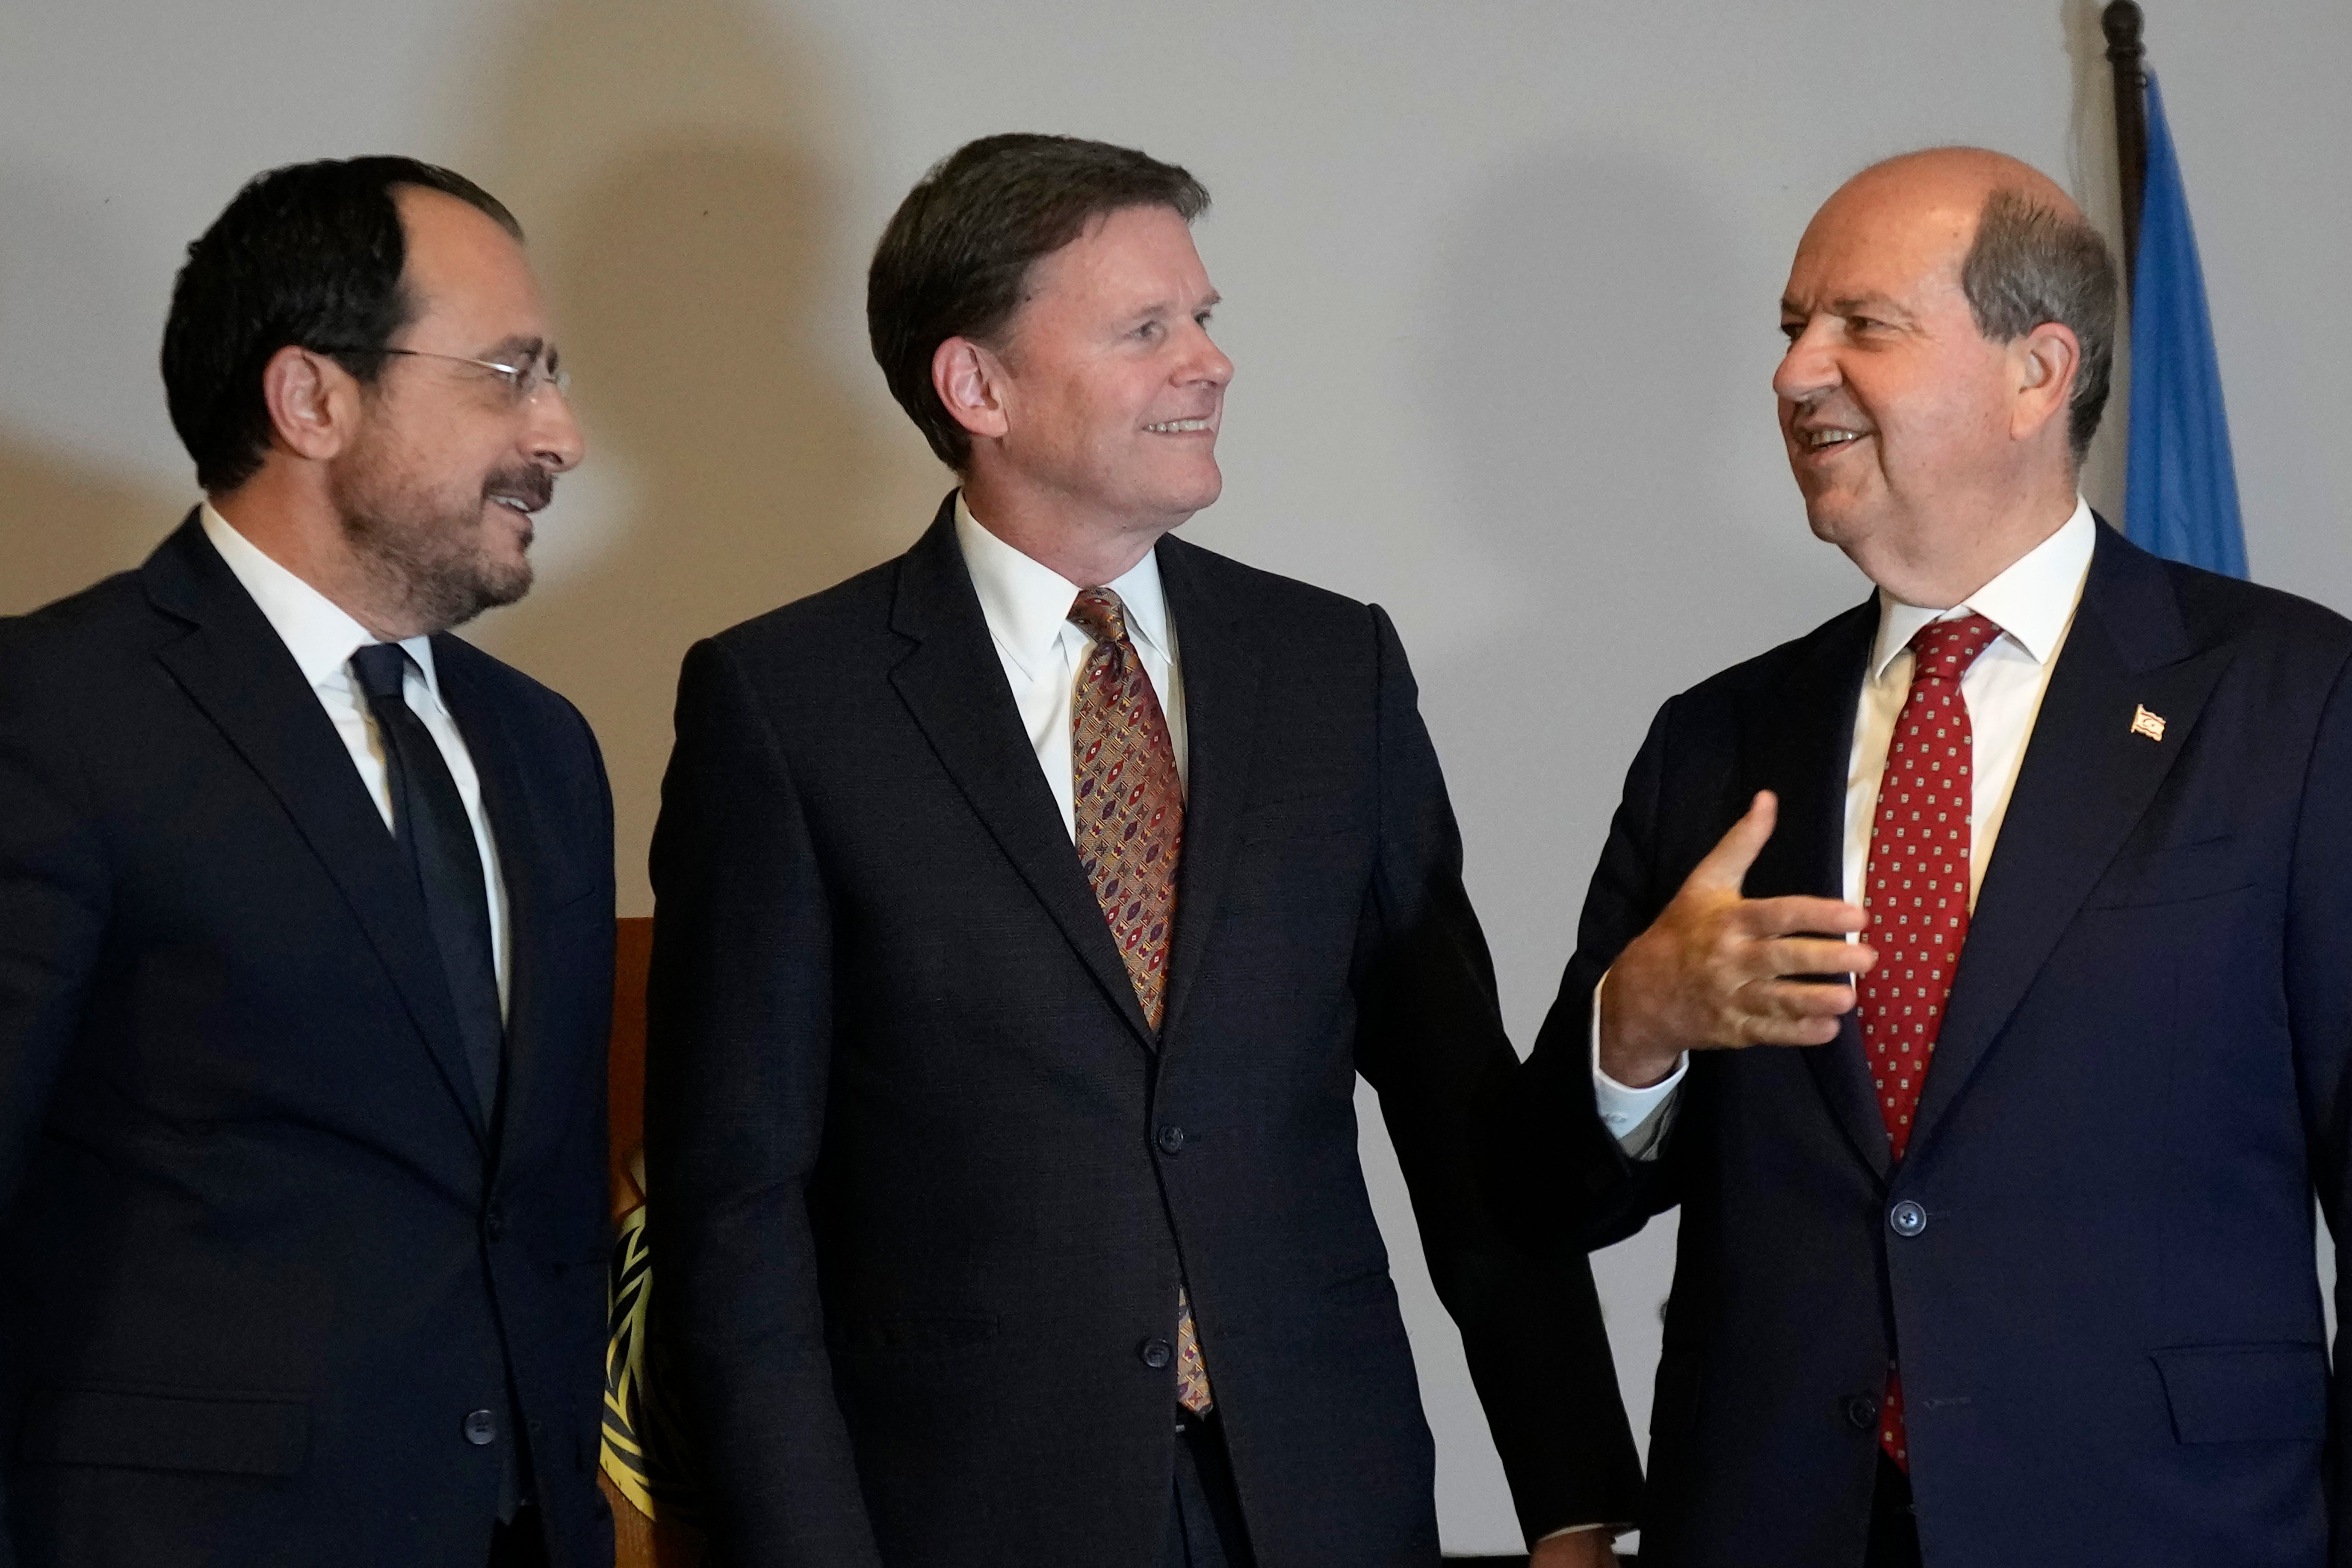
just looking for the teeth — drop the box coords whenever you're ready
[1145,418,1212,433]
[1805,429,1862,450]
[492,496,530,513]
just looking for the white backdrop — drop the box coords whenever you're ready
[4,0,2347,1551]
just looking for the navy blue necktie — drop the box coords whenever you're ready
[351,643,505,1125]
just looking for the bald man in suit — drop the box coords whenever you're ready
[1495,148,2352,1568]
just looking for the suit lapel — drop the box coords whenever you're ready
[886,497,1158,1051]
[434,643,544,1153]
[142,516,490,1146]
[1909,525,2229,1160]
[1743,598,1888,1178]
[1153,537,1264,1048]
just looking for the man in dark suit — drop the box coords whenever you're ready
[0,158,614,1568]
[647,133,1641,1568]
[1492,147,2352,1567]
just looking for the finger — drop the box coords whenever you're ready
[1683,791,1778,895]
[1743,977,1859,1022]
[1737,1012,1849,1048]
[1737,895,1871,938]
[1758,936,1875,980]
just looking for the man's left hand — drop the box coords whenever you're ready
[1529,1529,1618,1567]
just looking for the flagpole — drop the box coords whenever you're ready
[2103,0,2149,281]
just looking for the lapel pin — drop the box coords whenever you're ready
[2130,704,2167,742]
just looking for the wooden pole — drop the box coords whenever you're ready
[2103,0,2149,282]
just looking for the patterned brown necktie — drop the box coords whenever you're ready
[1858,612,1999,1472]
[1067,586,1211,1415]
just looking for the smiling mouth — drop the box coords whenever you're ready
[485,467,555,517]
[1795,426,1868,454]
[1143,418,1214,434]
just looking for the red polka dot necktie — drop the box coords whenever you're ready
[1859,612,1999,1472]
[1067,587,1212,1414]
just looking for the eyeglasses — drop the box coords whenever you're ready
[311,345,571,403]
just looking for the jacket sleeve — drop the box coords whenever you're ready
[644,637,881,1568]
[1347,604,1644,1544]
[1480,693,1708,1258]
[2284,652,2352,1568]
[0,627,112,1568]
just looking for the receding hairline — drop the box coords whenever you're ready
[389,179,526,243]
[1834,146,2082,227]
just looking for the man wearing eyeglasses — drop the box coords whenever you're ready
[0,158,612,1568]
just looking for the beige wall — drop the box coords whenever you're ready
[5,0,2347,1550]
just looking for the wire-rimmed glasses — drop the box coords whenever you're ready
[311,345,570,403]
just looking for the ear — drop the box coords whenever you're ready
[931,336,1011,444]
[259,344,362,464]
[2008,321,2081,447]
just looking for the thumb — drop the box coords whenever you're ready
[1683,791,1777,895]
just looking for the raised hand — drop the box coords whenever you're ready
[1598,791,1874,1088]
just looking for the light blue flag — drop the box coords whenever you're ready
[2123,72,2246,578]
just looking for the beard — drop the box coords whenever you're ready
[329,434,549,634]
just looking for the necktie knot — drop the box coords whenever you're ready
[352,641,414,703]
[1907,613,2000,684]
[1068,587,1132,648]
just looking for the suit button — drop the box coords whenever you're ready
[1140,1337,1173,1369]
[484,1204,506,1240]
[1888,1200,1927,1237]
[1844,1394,1879,1431]
[1156,1124,1186,1155]
[462,1409,498,1446]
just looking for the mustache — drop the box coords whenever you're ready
[484,465,555,512]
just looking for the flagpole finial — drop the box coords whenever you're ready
[2101,0,2144,50]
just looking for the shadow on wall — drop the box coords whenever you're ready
[1418,145,1854,829]
[0,437,182,614]
[445,0,944,912]
[0,169,187,615]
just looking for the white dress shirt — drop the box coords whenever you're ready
[200,503,511,1012]
[1594,498,2100,1150]
[953,492,1186,835]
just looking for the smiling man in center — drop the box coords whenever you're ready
[645,133,1640,1567]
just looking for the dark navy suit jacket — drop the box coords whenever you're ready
[645,496,1642,1568]
[1494,521,2352,1567]
[0,516,616,1568]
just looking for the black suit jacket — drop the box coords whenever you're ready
[1493,522,2352,1567]
[0,516,617,1568]
[645,495,1641,1568]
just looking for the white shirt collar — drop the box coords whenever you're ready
[199,501,442,700]
[1869,496,2097,680]
[953,491,1173,674]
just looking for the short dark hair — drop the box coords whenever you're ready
[162,157,523,494]
[867,133,1209,469]
[1959,187,2119,467]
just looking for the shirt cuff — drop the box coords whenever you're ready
[1590,972,1687,1149]
[1539,1521,1624,1540]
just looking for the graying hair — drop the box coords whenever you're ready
[1959,187,2119,466]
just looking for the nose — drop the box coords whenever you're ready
[1182,319,1234,390]
[1773,317,1841,409]
[526,381,585,474]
